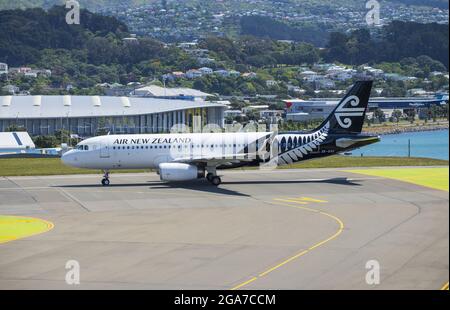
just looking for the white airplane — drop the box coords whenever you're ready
[62,81,380,186]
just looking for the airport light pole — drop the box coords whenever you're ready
[408,139,411,158]
[66,112,70,147]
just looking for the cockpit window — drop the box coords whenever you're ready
[76,145,89,151]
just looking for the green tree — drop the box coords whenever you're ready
[429,104,439,122]
[54,129,72,145]
[373,108,386,123]
[33,135,58,148]
[392,110,403,123]
[407,110,416,124]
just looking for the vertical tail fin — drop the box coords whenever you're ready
[318,81,373,134]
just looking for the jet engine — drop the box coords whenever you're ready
[159,163,205,181]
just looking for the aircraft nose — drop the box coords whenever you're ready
[61,150,79,167]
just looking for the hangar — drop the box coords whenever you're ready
[0,95,226,137]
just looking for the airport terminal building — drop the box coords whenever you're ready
[0,96,226,137]
[285,94,449,121]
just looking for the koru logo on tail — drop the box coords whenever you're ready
[335,95,365,128]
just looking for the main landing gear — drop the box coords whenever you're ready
[101,171,110,186]
[206,172,221,186]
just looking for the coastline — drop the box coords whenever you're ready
[363,122,449,135]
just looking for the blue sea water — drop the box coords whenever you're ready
[352,129,449,160]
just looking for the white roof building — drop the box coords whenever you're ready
[266,80,278,87]
[133,85,212,100]
[214,70,230,77]
[224,110,244,117]
[0,63,7,75]
[243,105,270,113]
[198,67,213,75]
[0,132,35,150]
[299,70,317,76]
[0,95,226,136]
[186,69,203,79]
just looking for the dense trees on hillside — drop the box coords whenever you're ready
[240,15,330,47]
[0,5,178,87]
[0,6,448,97]
[324,21,449,68]
[382,21,449,67]
[240,17,448,69]
[199,36,320,68]
[0,6,129,66]
[376,56,448,78]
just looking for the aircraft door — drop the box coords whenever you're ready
[100,142,110,159]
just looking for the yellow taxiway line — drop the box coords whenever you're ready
[231,197,343,290]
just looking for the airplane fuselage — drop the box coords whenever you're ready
[63,132,269,170]
[61,81,380,186]
[62,127,378,170]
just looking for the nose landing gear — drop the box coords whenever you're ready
[101,171,110,186]
[206,171,221,186]
[210,176,222,186]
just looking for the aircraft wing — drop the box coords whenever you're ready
[172,154,255,166]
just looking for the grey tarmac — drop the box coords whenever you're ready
[0,168,448,290]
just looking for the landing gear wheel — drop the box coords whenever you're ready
[101,171,110,186]
[211,176,221,186]
[206,173,214,182]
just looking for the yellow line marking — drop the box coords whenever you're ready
[258,250,309,277]
[274,198,308,205]
[230,199,344,290]
[230,277,258,291]
[0,216,54,245]
[298,197,328,203]
[441,282,449,290]
[308,211,344,251]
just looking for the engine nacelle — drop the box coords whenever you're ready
[159,163,205,181]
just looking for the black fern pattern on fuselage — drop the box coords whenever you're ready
[272,122,330,166]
